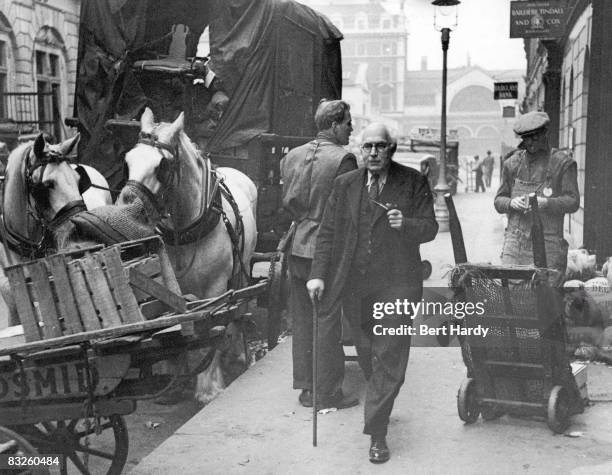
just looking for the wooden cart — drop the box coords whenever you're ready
[0,236,270,474]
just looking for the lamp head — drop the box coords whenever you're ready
[432,0,460,31]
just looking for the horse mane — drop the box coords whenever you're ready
[3,141,43,245]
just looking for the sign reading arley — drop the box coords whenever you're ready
[494,82,519,100]
[510,1,568,39]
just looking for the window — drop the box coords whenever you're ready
[357,43,366,56]
[36,50,62,140]
[344,16,355,29]
[382,42,396,56]
[343,42,356,56]
[382,18,391,29]
[368,15,380,29]
[0,41,6,118]
[366,42,381,56]
[381,65,392,82]
[380,91,392,111]
[356,13,367,30]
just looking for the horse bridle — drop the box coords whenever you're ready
[137,131,181,188]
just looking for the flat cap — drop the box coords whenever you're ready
[513,111,550,136]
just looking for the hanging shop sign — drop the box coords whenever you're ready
[509,1,568,39]
[494,82,519,100]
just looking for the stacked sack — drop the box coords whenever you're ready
[563,249,612,364]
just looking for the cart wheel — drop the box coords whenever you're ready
[20,415,128,475]
[457,378,480,423]
[421,260,432,280]
[481,405,504,421]
[0,426,47,475]
[0,425,38,454]
[267,250,288,350]
[547,385,570,434]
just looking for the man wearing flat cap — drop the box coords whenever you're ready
[494,111,580,273]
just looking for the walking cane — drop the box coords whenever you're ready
[311,294,319,447]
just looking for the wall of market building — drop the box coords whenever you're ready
[522,0,612,260]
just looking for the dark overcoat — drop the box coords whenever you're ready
[310,161,438,315]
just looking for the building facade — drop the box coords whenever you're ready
[403,64,524,160]
[299,0,407,123]
[0,0,80,143]
[521,0,612,256]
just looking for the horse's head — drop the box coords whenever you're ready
[125,108,185,196]
[26,133,83,222]
[126,108,205,227]
[2,133,111,256]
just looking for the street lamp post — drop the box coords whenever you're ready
[432,0,460,232]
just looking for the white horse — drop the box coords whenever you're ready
[0,134,112,326]
[24,109,258,403]
[125,108,258,402]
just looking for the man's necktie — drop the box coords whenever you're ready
[369,173,380,203]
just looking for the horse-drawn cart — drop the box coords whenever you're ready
[0,236,272,474]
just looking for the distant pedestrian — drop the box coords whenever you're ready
[473,155,485,192]
[482,150,495,188]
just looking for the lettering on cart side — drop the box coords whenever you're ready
[0,362,100,401]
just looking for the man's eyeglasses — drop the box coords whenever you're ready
[361,142,388,153]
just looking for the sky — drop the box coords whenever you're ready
[405,0,526,71]
[301,0,527,72]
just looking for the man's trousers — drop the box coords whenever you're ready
[290,255,344,395]
[344,283,420,437]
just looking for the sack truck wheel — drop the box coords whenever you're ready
[481,405,504,421]
[547,385,570,434]
[457,378,480,423]
[422,260,432,280]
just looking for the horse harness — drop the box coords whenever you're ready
[0,142,94,259]
[137,131,249,285]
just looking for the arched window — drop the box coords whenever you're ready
[449,86,498,112]
[455,125,473,139]
[476,125,499,138]
[34,26,67,140]
[0,13,16,120]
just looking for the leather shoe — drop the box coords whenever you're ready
[298,389,313,407]
[369,436,390,464]
[316,391,359,410]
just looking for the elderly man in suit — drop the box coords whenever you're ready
[307,122,438,463]
[281,99,358,409]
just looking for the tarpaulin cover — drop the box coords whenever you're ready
[73,0,342,188]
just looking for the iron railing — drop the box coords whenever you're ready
[1,91,55,128]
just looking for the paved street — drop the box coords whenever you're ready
[132,189,612,474]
